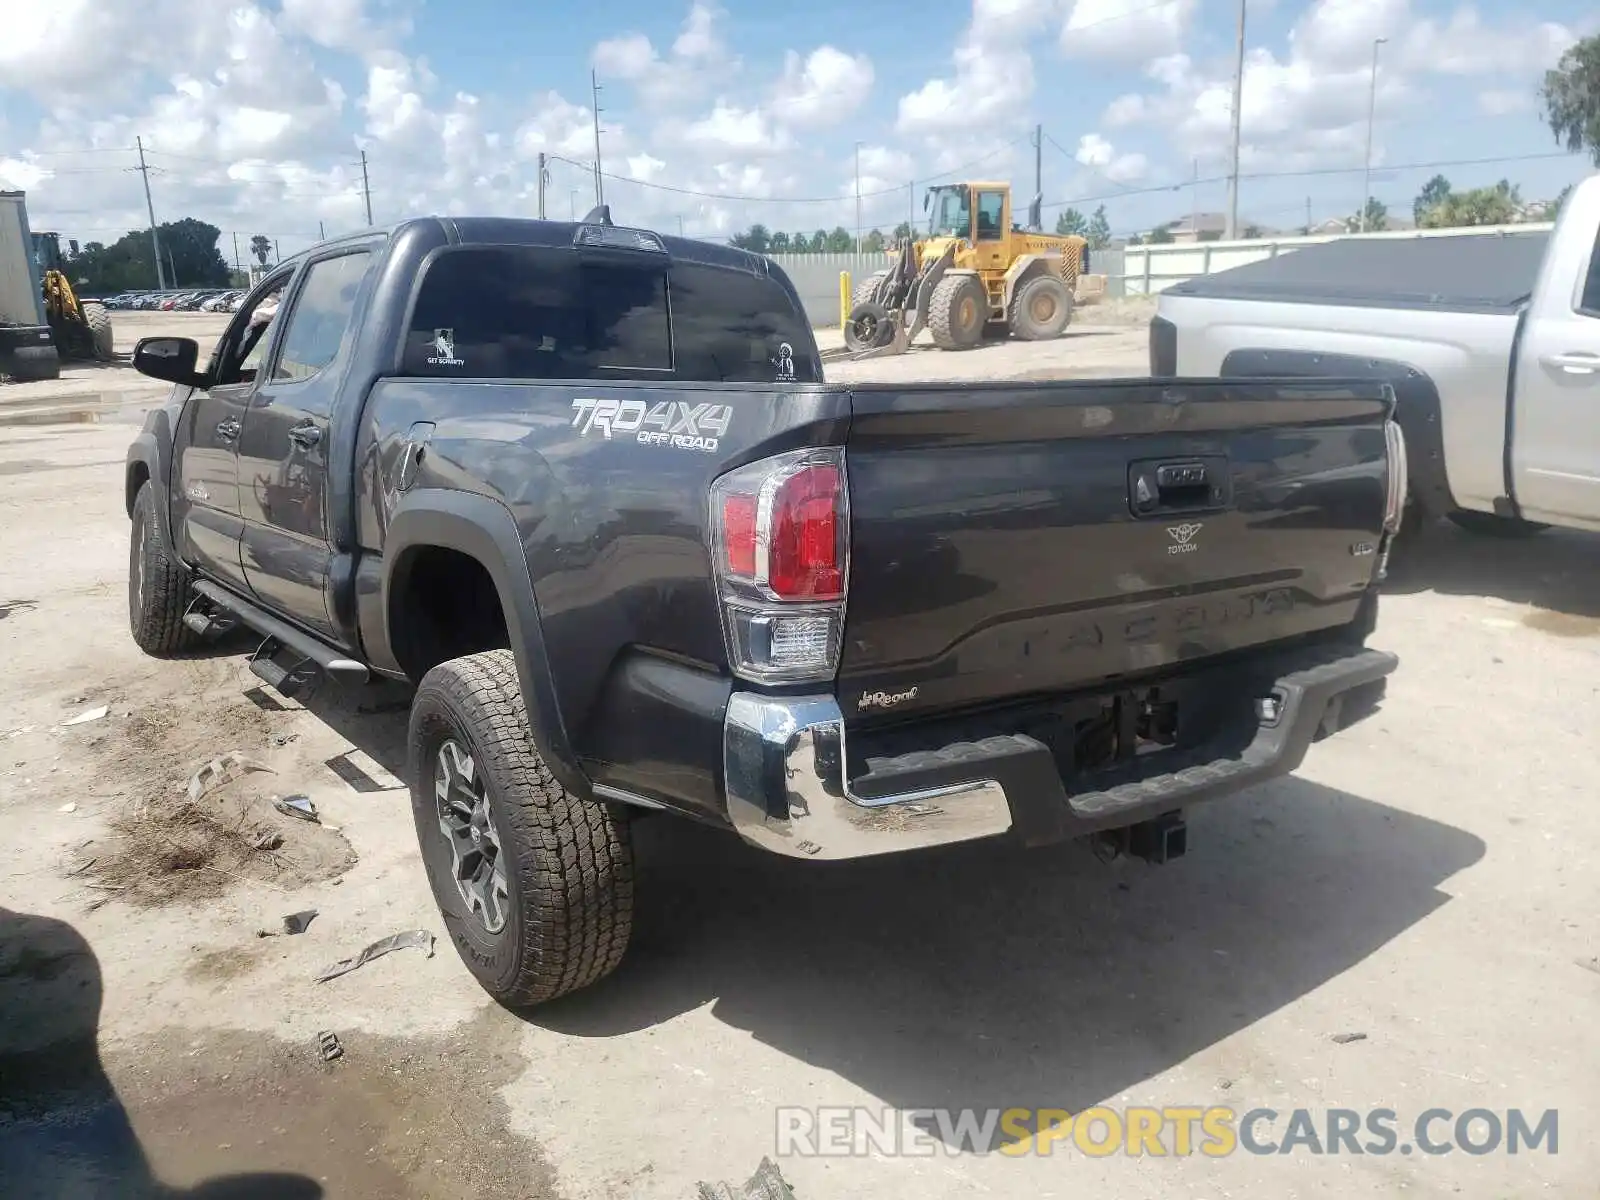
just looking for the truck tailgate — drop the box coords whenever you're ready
[838,379,1392,718]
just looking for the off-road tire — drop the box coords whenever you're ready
[844,301,893,352]
[2,344,61,382]
[1008,273,1073,341]
[409,650,634,1007]
[128,480,200,656]
[1446,510,1549,538]
[851,270,889,311]
[927,274,987,350]
[83,302,114,361]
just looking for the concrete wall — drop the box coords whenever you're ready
[765,252,892,328]
[1117,221,1554,296]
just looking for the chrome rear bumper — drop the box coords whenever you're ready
[722,692,1013,860]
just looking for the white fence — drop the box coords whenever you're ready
[1120,221,1555,296]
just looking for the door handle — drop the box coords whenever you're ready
[1542,352,1600,375]
[287,422,322,448]
[215,418,241,441]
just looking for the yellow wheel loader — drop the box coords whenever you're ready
[843,181,1088,359]
[37,232,114,363]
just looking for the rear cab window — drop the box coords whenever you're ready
[401,243,819,384]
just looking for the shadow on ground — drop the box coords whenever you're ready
[529,775,1484,1148]
[1384,520,1600,622]
[0,907,322,1199]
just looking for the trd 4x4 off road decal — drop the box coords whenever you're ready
[570,397,733,453]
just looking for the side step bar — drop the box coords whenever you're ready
[192,580,369,691]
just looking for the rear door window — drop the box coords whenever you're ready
[403,245,817,383]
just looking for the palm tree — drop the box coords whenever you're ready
[249,235,272,266]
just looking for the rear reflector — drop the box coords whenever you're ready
[708,447,849,684]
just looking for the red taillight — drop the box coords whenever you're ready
[722,493,757,577]
[768,464,842,600]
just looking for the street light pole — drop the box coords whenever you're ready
[1361,37,1387,233]
[1224,0,1246,241]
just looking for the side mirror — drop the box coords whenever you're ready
[922,192,931,212]
[132,336,207,388]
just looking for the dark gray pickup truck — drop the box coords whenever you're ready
[124,210,1404,1005]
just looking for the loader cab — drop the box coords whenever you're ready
[925,183,1012,247]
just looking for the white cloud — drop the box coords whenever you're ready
[1074,133,1149,183]
[771,47,875,129]
[591,2,735,109]
[1477,88,1530,116]
[679,103,792,157]
[1061,0,1198,63]
[513,93,604,161]
[896,0,1055,140]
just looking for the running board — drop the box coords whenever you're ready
[192,580,369,687]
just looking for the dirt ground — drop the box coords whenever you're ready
[2,308,1598,1199]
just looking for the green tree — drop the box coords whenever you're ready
[1347,198,1389,232]
[1148,225,1175,244]
[892,221,913,242]
[730,223,772,253]
[1085,205,1112,249]
[1055,208,1088,237]
[863,229,886,253]
[1420,180,1522,228]
[825,226,853,252]
[1243,224,1264,239]
[1414,174,1453,225]
[768,231,791,254]
[811,229,828,253]
[1541,35,1600,165]
[249,234,272,266]
[785,231,809,253]
[1551,182,1575,219]
[68,219,231,292]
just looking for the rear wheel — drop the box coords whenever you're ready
[1008,274,1073,341]
[2,344,61,382]
[83,302,114,361]
[409,650,635,1007]
[1446,510,1549,537]
[927,275,987,351]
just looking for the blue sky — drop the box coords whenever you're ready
[1,0,1595,256]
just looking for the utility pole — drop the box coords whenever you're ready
[1224,0,1247,240]
[135,136,167,289]
[537,152,547,219]
[1305,196,1312,234]
[359,149,373,226]
[274,239,281,264]
[854,141,863,254]
[232,231,241,273]
[591,71,605,207]
[677,215,685,237]
[166,247,177,288]
[1361,37,1388,233]
[570,190,579,220]
[318,220,326,241]
[1192,158,1200,241]
[1032,122,1043,230]
[908,181,915,233]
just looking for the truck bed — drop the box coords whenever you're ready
[1162,230,1550,314]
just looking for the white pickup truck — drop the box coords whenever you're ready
[1151,173,1600,537]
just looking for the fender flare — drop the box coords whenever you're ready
[381,489,586,795]
[125,429,176,553]
[1218,348,1458,518]
[1001,252,1066,312]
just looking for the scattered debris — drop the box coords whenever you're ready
[57,802,77,814]
[1218,1079,1234,1090]
[696,1158,798,1200]
[1331,1032,1369,1045]
[282,909,319,935]
[61,706,109,727]
[251,829,285,852]
[316,1030,344,1063]
[315,929,435,983]
[187,752,274,803]
[272,794,320,823]
[270,732,299,747]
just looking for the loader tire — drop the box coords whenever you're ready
[851,271,889,311]
[1008,274,1073,341]
[83,302,115,361]
[927,275,986,351]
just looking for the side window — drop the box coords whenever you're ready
[272,251,372,382]
[976,191,1005,239]
[1580,225,1600,318]
[404,246,671,378]
[214,275,291,386]
[670,264,820,383]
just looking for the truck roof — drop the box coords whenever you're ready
[1163,229,1551,314]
